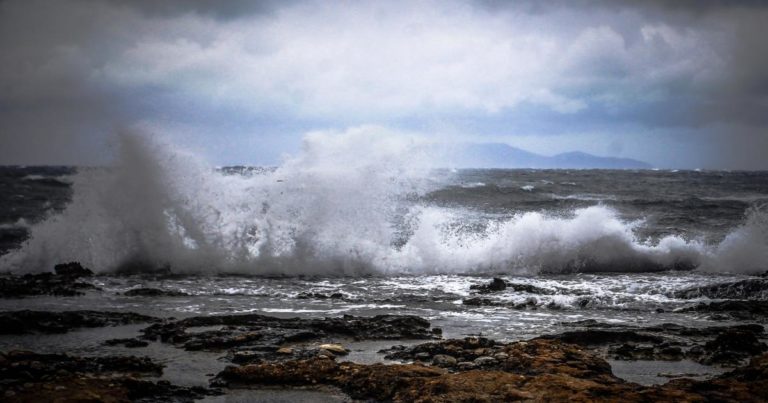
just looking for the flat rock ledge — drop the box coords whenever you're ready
[216,338,768,402]
[0,310,159,334]
[141,313,440,354]
[0,350,220,403]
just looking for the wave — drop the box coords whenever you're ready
[1,127,766,275]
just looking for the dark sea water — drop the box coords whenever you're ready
[1,145,767,389]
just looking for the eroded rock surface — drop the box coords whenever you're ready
[673,278,768,300]
[0,350,218,402]
[141,313,439,361]
[539,320,767,366]
[123,287,190,297]
[216,338,768,402]
[0,310,158,334]
[0,262,97,298]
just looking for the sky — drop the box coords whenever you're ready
[1,0,767,169]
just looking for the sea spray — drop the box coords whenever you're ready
[2,127,766,275]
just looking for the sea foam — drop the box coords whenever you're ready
[2,127,766,275]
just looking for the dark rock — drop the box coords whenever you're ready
[469,277,507,293]
[0,350,220,403]
[0,263,98,298]
[697,329,768,366]
[678,300,768,321]
[0,310,158,334]
[462,297,497,306]
[104,338,150,348]
[673,279,768,300]
[123,287,189,297]
[552,320,768,365]
[296,291,345,300]
[53,262,92,279]
[537,330,664,346]
[140,313,438,357]
[215,338,768,402]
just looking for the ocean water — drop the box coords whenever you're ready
[1,132,767,387]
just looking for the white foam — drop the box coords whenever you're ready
[2,127,766,275]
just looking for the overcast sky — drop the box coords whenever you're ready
[1,0,767,168]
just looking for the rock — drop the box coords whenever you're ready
[0,350,221,402]
[53,262,92,279]
[318,344,348,355]
[678,300,768,321]
[432,354,457,367]
[672,278,768,300]
[123,288,189,297]
[0,310,158,334]
[140,313,438,360]
[297,291,345,300]
[214,339,768,402]
[103,338,150,348]
[469,278,507,293]
[698,328,768,366]
[276,347,293,355]
[537,330,664,346]
[473,356,496,366]
[551,320,768,364]
[0,264,99,298]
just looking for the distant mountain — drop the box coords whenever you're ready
[437,143,652,169]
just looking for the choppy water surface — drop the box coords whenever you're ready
[1,133,767,391]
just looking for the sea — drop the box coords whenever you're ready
[1,133,767,389]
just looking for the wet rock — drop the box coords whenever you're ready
[318,343,348,355]
[470,277,507,293]
[53,262,93,279]
[432,354,457,367]
[537,330,664,346]
[141,313,437,359]
[552,320,768,365]
[0,310,158,334]
[0,350,219,403]
[0,350,163,378]
[123,287,189,297]
[697,328,768,366]
[673,278,768,300]
[678,300,768,321]
[216,339,768,402]
[296,291,345,300]
[462,297,497,306]
[104,338,150,348]
[0,263,98,298]
[469,278,554,295]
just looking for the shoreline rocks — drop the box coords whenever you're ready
[216,338,768,402]
[0,310,159,334]
[0,262,98,298]
[540,320,768,366]
[0,350,220,402]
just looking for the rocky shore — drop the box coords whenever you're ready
[2,271,768,401]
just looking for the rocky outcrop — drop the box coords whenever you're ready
[216,338,768,402]
[678,300,768,321]
[0,310,158,334]
[540,320,768,366]
[0,262,97,298]
[469,277,552,295]
[0,350,219,402]
[673,278,768,300]
[122,287,189,297]
[141,313,440,355]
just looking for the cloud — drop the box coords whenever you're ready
[0,0,766,167]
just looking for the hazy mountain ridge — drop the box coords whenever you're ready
[442,143,652,169]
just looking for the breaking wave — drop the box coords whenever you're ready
[1,127,766,275]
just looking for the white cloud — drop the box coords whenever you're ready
[94,0,723,120]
